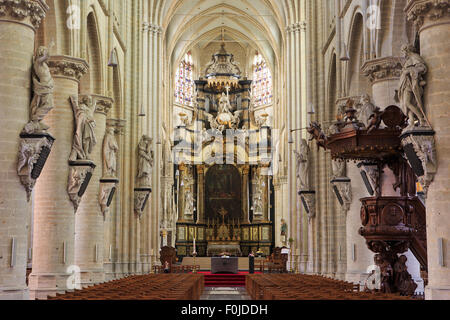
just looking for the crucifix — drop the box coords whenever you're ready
[225,84,231,98]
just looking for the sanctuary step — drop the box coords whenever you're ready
[181,257,265,271]
[201,273,246,287]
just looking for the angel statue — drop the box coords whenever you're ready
[397,44,429,129]
[69,95,97,161]
[23,44,55,134]
[137,135,154,187]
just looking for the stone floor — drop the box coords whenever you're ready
[200,287,251,300]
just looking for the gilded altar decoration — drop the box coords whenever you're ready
[205,43,241,89]
[175,43,273,258]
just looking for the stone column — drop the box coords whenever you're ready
[29,56,88,299]
[0,0,47,300]
[74,95,112,287]
[345,164,374,285]
[362,56,403,108]
[242,166,250,224]
[196,165,205,224]
[405,0,450,300]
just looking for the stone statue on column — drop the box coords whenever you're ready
[23,45,55,134]
[137,135,153,188]
[184,189,194,217]
[69,95,97,161]
[294,139,310,191]
[397,44,429,130]
[102,127,119,178]
[332,160,346,180]
[356,94,377,128]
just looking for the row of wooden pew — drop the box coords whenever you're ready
[47,274,204,300]
[153,265,200,274]
[246,274,413,300]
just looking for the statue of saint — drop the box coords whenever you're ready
[280,219,288,243]
[137,135,153,187]
[357,94,377,128]
[253,189,263,215]
[184,189,194,216]
[218,92,232,114]
[332,160,346,179]
[294,139,310,191]
[103,127,119,178]
[23,46,54,134]
[69,95,97,161]
[398,44,428,129]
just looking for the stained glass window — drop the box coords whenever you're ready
[252,53,273,107]
[174,52,194,106]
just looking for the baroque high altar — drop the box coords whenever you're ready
[174,43,274,257]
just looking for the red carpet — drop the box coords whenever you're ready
[197,272,260,287]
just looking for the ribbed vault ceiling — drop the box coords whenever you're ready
[155,0,299,70]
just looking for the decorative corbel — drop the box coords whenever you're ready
[99,179,118,220]
[67,160,96,212]
[17,133,55,201]
[400,129,437,198]
[298,191,316,221]
[134,188,151,219]
[331,177,352,212]
[357,162,380,196]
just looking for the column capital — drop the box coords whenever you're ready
[106,118,127,135]
[361,56,404,83]
[0,0,48,29]
[405,0,450,30]
[143,22,162,34]
[91,94,114,115]
[286,22,303,33]
[48,55,89,82]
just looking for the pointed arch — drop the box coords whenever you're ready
[80,10,103,94]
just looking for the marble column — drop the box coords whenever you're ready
[196,165,205,224]
[29,56,88,299]
[405,0,450,300]
[242,166,250,224]
[0,0,47,300]
[74,95,112,287]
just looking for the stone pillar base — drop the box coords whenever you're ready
[345,271,369,285]
[425,286,450,300]
[0,287,29,300]
[28,273,71,300]
[78,270,105,287]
